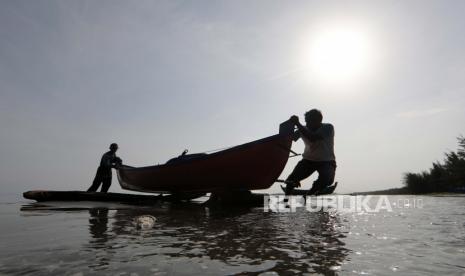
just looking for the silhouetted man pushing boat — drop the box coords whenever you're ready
[87,143,122,193]
[285,109,336,195]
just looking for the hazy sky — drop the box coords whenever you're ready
[1,0,464,195]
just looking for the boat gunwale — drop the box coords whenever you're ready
[118,133,291,172]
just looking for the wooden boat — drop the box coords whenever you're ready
[117,120,295,194]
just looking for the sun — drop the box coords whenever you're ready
[304,27,374,85]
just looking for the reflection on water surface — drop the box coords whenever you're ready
[0,195,464,275]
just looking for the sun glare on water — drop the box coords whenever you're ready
[303,27,374,86]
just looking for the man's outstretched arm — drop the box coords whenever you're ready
[290,115,324,142]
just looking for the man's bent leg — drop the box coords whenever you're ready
[308,161,336,195]
[285,159,316,195]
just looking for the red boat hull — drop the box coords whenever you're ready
[117,121,294,193]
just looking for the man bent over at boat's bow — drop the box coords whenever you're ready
[285,109,336,195]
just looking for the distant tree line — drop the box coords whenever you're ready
[403,136,465,193]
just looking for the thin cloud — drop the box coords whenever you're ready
[396,107,447,118]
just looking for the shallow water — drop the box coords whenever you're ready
[0,195,464,275]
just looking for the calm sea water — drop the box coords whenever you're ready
[0,194,464,275]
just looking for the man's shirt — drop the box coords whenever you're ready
[98,151,118,177]
[297,123,336,162]
[100,151,116,168]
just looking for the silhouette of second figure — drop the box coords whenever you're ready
[87,143,122,193]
